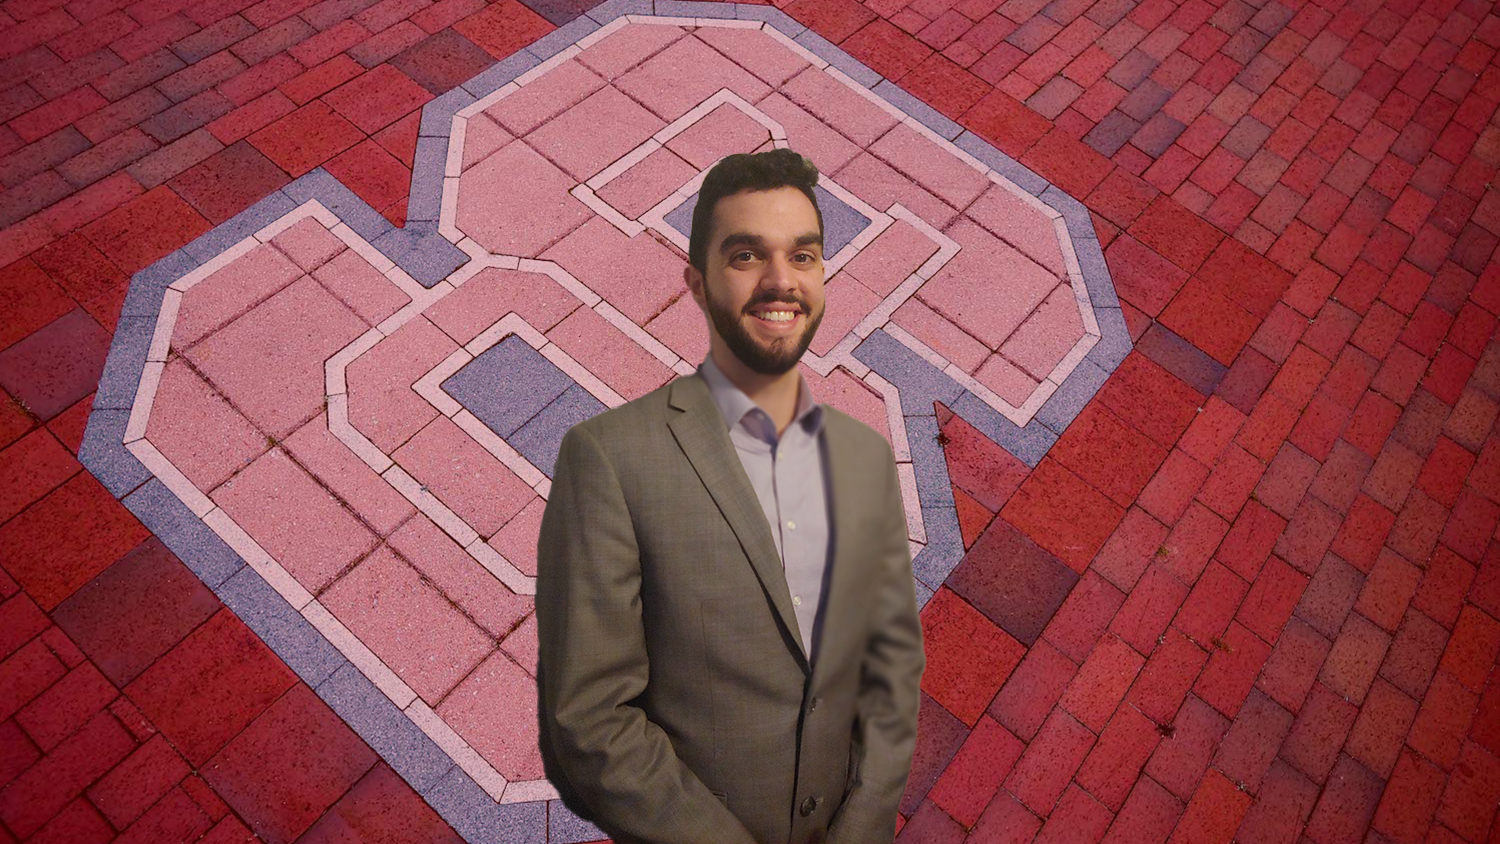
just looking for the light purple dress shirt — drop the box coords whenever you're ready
[698,353,833,662]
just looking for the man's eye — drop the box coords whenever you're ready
[733,251,755,262]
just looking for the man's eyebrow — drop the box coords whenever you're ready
[717,231,825,253]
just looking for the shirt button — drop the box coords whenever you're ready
[787,520,796,530]
[792,596,802,606]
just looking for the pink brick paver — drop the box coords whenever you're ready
[455,138,593,256]
[211,446,378,594]
[320,544,493,705]
[392,414,534,538]
[146,358,268,491]
[434,649,544,781]
[183,274,367,438]
[595,145,697,218]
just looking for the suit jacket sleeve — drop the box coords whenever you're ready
[827,438,925,843]
[535,423,758,844]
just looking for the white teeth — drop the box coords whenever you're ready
[759,311,795,322]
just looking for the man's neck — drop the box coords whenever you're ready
[710,345,803,437]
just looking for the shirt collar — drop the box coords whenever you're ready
[698,352,824,441]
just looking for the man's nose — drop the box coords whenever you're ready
[761,254,798,291]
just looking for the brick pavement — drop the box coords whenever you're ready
[1,0,1498,840]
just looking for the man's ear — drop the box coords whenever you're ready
[684,264,703,304]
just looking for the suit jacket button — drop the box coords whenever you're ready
[800,796,819,816]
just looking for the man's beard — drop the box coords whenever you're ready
[704,280,824,376]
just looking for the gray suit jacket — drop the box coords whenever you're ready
[536,369,924,843]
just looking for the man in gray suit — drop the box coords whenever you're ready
[536,148,925,844]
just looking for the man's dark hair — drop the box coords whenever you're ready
[688,148,824,277]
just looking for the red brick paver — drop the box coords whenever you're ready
[3,0,1500,840]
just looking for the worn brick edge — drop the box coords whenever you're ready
[76,1,1130,840]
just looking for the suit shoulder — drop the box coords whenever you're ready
[823,405,896,460]
[561,375,678,445]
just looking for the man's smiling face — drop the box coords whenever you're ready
[687,185,827,376]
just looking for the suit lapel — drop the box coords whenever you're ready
[811,410,862,676]
[668,373,810,672]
